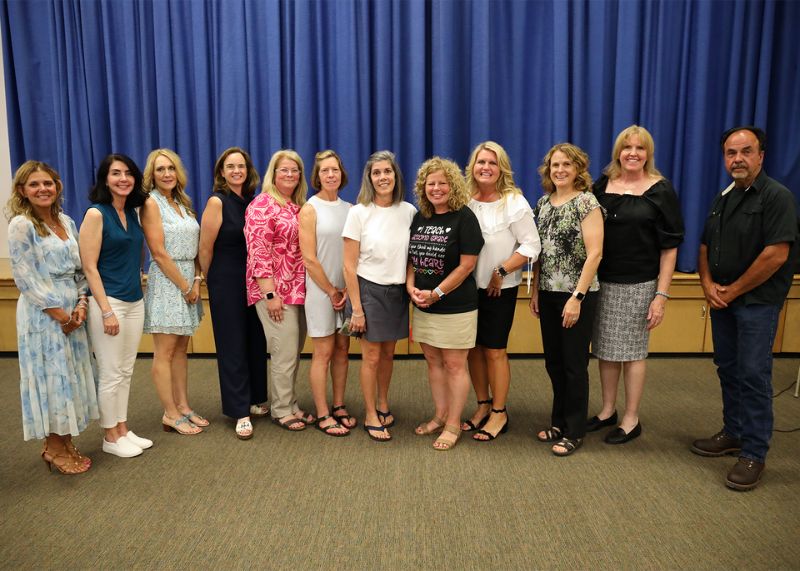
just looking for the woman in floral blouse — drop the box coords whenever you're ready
[245,149,312,431]
[530,143,604,457]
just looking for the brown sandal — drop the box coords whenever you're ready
[433,425,462,451]
[415,416,445,436]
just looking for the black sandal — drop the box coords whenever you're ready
[462,398,492,432]
[376,409,395,428]
[473,408,509,442]
[332,405,358,429]
[552,436,583,457]
[315,415,349,437]
[537,426,562,442]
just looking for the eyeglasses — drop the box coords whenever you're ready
[278,168,301,176]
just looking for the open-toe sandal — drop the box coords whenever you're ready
[181,409,210,427]
[537,426,562,443]
[415,416,445,436]
[473,408,509,442]
[433,425,462,451]
[163,414,202,435]
[315,415,350,437]
[235,418,253,440]
[364,424,392,442]
[331,405,357,429]
[376,409,395,428]
[552,436,583,457]
[295,410,317,425]
[462,398,492,431]
[272,415,306,431]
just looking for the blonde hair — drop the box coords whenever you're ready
[310,149,348,192]
[6,161,64,237]
[465,141,522,199]
[605,125,662,180]
[262,149,308,207]
[414,157,470,218]
[538,143,592,194]
[142,148,195,217]
[357,150,405,206]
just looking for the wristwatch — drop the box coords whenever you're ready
[496,265,509,278]
[434,286,446,299]
[572,290,585,301]
[265,291,275,300]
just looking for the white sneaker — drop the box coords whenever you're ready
[103,437,143,458]
[123,431,153,449]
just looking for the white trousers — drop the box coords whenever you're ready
[255,302,306,418]
[88,297,144,428]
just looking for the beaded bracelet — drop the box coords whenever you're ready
[655,291,671,299]
[183,284,192,295]
[61,316,74,327]
[101,310,114,319]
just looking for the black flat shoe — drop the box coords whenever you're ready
[586,411,617,432]
[604,422,641,445]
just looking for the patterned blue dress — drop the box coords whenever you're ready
[143,192,204,335]
[8,214,99,441]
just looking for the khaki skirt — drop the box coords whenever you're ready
[412,307,478,349]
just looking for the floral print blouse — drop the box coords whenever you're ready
[244,193,305,306]
[534,192,604,293]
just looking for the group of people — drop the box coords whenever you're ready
[8,125,796,491]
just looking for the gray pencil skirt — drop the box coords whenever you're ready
[592,279,657,362]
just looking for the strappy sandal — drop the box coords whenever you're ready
[552,436,583,457]
[331,405,357,429]
[64,440,92,467]
[433,425,462,451]
[249,403,270,417]
[235,418,253,440]
[376,409,395,428]
[473,408,509,441]
[181,409,210,427]
[272,415,306,431]
[41,444,90,475]
[295,410,317,425]
[364,424,392,442]
[315,415,350,437]
[162,414,202,435]
[537,426,562,443]
[462,398,492,431]
[415,416,445,436]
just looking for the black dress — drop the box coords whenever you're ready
[206,191,268,418]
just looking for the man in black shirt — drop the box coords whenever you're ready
[693,126,798,491]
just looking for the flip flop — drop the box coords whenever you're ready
[364,424,392,442]
[315,415,349,437]
[376,409,395,428]
[332,405,358,429]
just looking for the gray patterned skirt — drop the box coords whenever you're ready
[592,279,657,361]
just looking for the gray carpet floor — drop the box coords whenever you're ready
[0,355,798,570]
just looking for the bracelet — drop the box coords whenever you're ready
[655,291,671,299]
[351,311,365,318]
[101,310,114,319]
[61,316,73,327]
[183,284,192,295]
[76,298,88,308]
[193,276,203,282]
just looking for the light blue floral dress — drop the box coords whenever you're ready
[8,214,99,441]
[143,192,204,335]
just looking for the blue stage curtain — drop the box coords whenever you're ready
[2,0,798,272]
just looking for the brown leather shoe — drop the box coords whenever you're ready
[691,431,741,457]
[726,457,765,491]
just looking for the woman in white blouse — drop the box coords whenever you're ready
[464,142,541,441]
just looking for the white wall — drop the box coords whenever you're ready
[0,37,11,258]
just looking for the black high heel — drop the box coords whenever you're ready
[462,398,492,432]
[473,408,509,441]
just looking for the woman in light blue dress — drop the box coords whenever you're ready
[7,161,99,475]
[141,149,205,435]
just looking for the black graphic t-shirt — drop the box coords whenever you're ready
[408,207,484,314]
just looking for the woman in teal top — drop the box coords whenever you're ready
[80,154,152,459]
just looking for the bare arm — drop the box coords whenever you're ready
[79,208,119,336]
[646,247,677,330]
[528,261,540,318]
[342,237,366,333]
[198,196,222,276]
[299,203,345,310]
[720,242,791,305]
[562,207,603,328]
[425,254,479,305]
[141,197,197,303]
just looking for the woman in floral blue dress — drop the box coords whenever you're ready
[7,161,98,475]
[141,149,205,435]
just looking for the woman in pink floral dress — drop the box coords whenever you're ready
[244,150,312,431]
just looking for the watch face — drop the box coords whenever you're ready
[266,292,275,300]
[574,291,585,301]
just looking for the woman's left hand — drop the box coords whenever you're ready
[562,297,581,328]
[72,306,86,326]
[184,281,201,305]
[646,295,667,330]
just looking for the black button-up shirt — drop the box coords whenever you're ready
[701,169,798,306]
